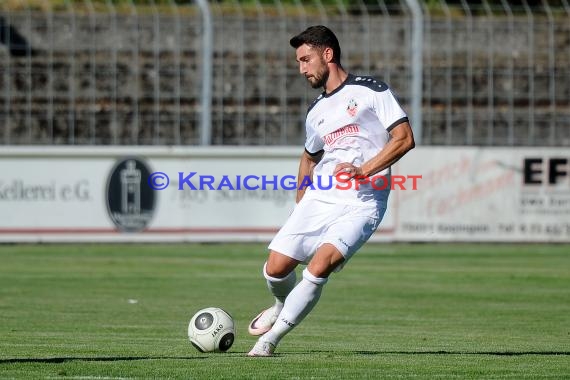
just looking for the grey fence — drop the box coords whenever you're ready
[0,1,569,146]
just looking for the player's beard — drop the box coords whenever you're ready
[307,62,329,89]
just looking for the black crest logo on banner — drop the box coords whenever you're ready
[106,157,156,232]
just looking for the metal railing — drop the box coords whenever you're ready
[0,0,569,146]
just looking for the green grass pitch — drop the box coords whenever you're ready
[0,243,569,379]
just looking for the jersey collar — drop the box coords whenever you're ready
[324,73,354,98]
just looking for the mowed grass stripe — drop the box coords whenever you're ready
[0,243,568,379]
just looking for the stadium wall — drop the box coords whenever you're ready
[1,4,569,146]
[1,146,569,243]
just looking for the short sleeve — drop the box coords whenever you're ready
[304,121,324,154]
[373,89,408,132]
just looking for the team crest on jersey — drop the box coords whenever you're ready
[347,98,358,117]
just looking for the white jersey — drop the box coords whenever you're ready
[303,74,408,206]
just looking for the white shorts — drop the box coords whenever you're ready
[268,197,387,270]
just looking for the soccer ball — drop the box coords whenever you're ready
[188,307,235,353]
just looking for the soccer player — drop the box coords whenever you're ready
[247,25,415,356]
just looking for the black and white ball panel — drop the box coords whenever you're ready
[194,312,214,330]
[218,332,235,352]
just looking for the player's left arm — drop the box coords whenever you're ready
[296,149,323,203]
[333,121,415,178]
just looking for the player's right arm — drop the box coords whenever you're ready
[296,149,323,203]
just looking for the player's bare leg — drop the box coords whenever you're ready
[306,243,346,278]
[248,244,344,356]
[248,251,300,336]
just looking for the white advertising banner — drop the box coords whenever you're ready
[0,147,301,242]
[1,146,568,242]
[396,147,570,242]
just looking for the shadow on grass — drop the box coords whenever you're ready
[0,356,208,364]
[354,350,570,356]
[1,351,568,364]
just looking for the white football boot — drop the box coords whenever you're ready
[247,306,279,336]
[247,338,276,357]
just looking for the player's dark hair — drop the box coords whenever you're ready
[289,25,341,64]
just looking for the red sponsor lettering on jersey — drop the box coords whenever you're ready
[323,124,360,146]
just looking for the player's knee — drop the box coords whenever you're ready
[307,243,345,277]
[307,253,345,278]
[264,251,299,278]
[305,263,328,279]
[303,268,328,286]
[263,261,294,279]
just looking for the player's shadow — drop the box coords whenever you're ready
[355,350,570,356]
[1,351,568,363]
[290,350,570,356]
[0,356,208,364]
